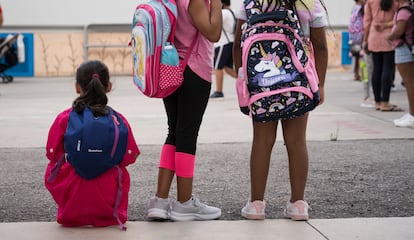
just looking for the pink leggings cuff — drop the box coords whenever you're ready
[159,144,176,171]
[175,152,195,178]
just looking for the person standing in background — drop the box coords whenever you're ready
[210,0,237,99]
[363,0,402,111]
[387,0,414,127]
[349,0,366,81]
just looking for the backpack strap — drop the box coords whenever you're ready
[227,8,237,33]
[47,154,66,183]
[222,8,236,43]
[113,165,127,231]
[180,32,199,69]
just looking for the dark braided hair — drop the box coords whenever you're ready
[380,0,393,11]
[264,0,327,17]
[72,60,110,117]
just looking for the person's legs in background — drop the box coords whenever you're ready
[353,54,361,81]
[211,45,225,98]
[211,43,236,98]
[392,45,414,127]
[378,51,400,111]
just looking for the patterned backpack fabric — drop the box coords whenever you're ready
[63,107,128,180]
[131,0,182,98]
[239,1,320,122]
[348,5,364,45]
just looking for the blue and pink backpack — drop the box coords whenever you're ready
[237,1,320,122]
[131,0,196,98]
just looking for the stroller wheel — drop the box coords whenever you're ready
[6,76,13,82]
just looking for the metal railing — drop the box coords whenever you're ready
[83,23,131,61]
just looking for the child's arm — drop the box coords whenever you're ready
[310,27,328,105]
[233,19,245,75]
[45,109,70,163]
[387,16,408,41]
[118,114,140,167]
[188,0,222,42]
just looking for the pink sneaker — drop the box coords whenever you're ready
[284,200,310,221]
[241,200,265,220]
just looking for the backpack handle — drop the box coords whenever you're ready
[249,11,288,25]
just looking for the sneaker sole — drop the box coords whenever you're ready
[241,212,265,220]
[170,211,222,221]
[284,212,309,221]
[147,208,169,220]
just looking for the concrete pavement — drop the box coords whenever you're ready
[0,68,413,239]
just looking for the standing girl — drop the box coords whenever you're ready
[45,60,140,229]
[233,0,328,220]
[146,0,223,221]
[387,0,414,127]
[363,0,401,111]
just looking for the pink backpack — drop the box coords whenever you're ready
[131,0,196,98]
[348,5,364,44]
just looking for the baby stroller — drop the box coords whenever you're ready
[0,34,19,83]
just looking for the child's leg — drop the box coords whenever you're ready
[354,56,361,81]
[156,144,176,199]
[366,54,374,99]
[281,114,309,202]
[360,60,370,100]
[250,121,277,201]
[397,62,414,115]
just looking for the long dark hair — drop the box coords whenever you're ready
[275,0,328,17]
[72,60,110,116]
[380,0,393,11]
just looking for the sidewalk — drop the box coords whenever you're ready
[0,68,413,240]
[1,217,413,240]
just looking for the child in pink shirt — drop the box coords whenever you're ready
[146,0,224,221]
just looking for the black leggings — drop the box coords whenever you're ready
[371,51,395,103]
[163,66,211,154]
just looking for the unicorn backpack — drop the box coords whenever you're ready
[237,1,320,122]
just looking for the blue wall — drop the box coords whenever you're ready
[342,32,352,65]
[0,33,34,77]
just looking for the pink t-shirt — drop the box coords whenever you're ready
[364,0,400,52]
[391,5,414,48]
[174,0,214,82]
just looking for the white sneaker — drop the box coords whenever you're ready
[394,113,414,128]
[170,195,221,221]
[284,200,310,221]
[241,200,266,220]
[360,98,375,108]
[147,196,170,220]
